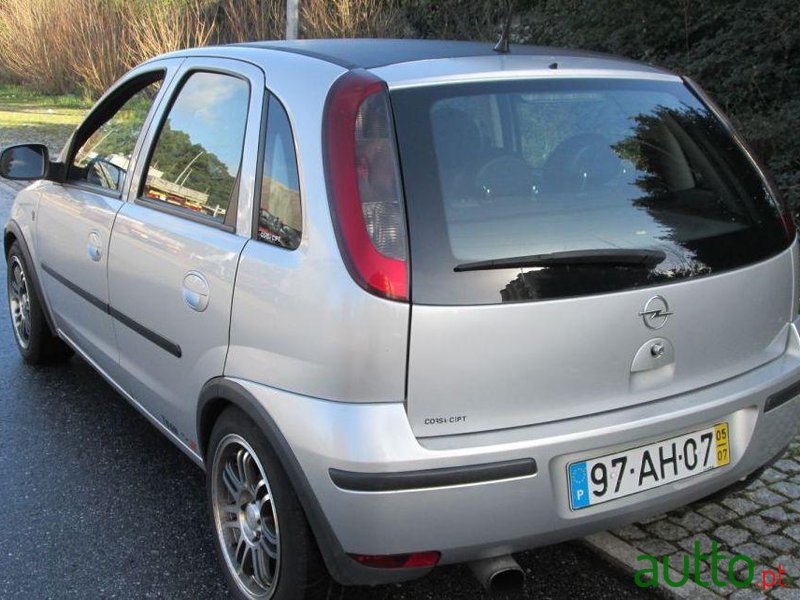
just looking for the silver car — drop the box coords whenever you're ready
[2,39,799,599]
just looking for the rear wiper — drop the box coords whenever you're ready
[454,248,666,272]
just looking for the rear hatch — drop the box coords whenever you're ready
[390,76,796,437]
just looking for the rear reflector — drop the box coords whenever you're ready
[765,378,800,412]
[323,69,409,301]
[349,551,441,569]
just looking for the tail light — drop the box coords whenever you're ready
[323,70,409,301]
[683,76,796,242]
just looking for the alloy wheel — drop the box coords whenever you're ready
[211,434,280,599]
[8,255,31,349]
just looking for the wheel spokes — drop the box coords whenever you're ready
[257,492,278,548]
[223,461,244,500]
[258,533,278,560]
[13,265,23,288]
[252,545,274,588]
[214,436,280,598]
[235,534,247,562]
[238,449,260,494]
[8,259,31,348]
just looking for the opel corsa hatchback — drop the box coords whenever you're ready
[3,40,800,599]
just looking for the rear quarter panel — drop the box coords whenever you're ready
[224,51,410,403]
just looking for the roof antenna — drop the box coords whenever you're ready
[493,0,516,53]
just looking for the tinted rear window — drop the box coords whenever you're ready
[391,78,790,305]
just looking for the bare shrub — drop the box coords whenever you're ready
[217,0,285,43]
[124,1,217,69]
[0,0,76,93]
[58,0,129,97]
[301,0,404,38]
[0,0,409,96]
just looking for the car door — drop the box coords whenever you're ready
[36,61,181,376]
[107,58,264,455]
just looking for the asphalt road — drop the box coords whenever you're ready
[0,183,651,599]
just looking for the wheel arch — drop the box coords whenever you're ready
[4,220,57,333]
[196,377,425,586]
[4,228,17,256]
[197,378,358,585]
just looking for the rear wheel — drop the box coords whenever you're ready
[6,241,72,364]
[207,407,331,600]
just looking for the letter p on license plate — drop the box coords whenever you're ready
[568,422,730,510]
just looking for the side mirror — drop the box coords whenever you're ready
[0,144,49,180]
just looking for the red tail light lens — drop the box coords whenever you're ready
[323,70,409,301]
[349,551,441,569]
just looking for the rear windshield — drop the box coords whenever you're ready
[391,78,790,305]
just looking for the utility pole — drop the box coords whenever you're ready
[286,0,299,40]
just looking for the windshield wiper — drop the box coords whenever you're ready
[454,248,667,272]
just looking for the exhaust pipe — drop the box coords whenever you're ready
[468,554,525,595]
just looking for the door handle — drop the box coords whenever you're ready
[182,271,209,312]
[87,231,102,262]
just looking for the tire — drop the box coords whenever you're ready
[206,406,332,600]
[6,241,73,364]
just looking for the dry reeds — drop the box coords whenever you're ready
[0,0,407,96]
[124,1,217,69]
[218,0,285,43]
[0,0,79,94]
[301,0,403,38]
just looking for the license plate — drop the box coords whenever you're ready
[568,422,730,510]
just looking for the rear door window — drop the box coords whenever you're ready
[141,71,249,225]
[391,79,790,305]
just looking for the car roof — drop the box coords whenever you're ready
[230,38,662,73]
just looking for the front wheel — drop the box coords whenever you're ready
[6,241,72,364]
[206,407,331,600]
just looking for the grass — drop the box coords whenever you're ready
[0,83,91,156]
[0,83,89,109]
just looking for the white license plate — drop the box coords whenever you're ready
[568,422,730,510]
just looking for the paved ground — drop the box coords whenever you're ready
[593,439,800,599]
[0,180,650,598]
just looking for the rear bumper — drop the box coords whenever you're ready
[232,322,800,585]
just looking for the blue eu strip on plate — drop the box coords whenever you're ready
[569,462,590,509]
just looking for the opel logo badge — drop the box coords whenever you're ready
[639,295,673,330]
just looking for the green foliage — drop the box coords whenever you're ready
[514,0,800,212]
[400,0,505,40]
[0,83,88,110]
[149,121,235,211]
[0,83,89,156]
[405,0,800,212]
